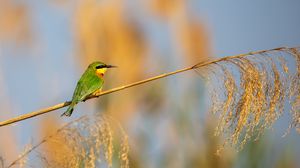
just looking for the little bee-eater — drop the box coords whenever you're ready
[61,61,116,117]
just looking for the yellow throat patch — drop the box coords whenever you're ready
[96,68,107,78]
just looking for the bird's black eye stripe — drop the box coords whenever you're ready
[96,65,106,69]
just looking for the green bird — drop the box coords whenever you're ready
[61,61,116,117]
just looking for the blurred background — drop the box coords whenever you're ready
[0,0,300,167]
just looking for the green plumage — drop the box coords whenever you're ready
[61,62,105,117]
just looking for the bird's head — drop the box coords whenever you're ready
[89,61,117,78]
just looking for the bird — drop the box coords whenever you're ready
[61,61,116,117]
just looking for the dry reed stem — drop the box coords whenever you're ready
[17,144,31,168]
[0,46,293,127]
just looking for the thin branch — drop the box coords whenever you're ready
[0,46,295,127]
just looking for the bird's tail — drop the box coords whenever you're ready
[61,102,77,117]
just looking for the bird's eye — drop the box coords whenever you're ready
[96,65,106,69]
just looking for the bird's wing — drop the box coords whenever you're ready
[71,80,84,102]
[72,73,104,102]
[80,75,104,100]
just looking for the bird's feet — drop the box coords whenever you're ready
[92,89,102,97]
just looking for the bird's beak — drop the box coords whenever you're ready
[106,65,117,68]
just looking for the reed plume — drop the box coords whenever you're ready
[198,47,300,150]
[7,115,129,168]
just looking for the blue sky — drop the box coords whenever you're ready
[195,0,300,56]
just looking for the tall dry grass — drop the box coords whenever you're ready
[0,0,31,44]
[7,115,129,168]
[197,47,300,150]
